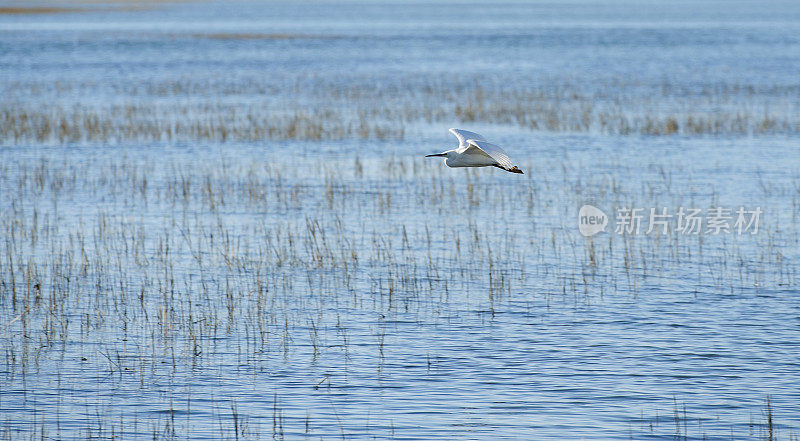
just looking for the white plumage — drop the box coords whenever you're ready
[426,128,523,174]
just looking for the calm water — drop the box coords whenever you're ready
[1,1,799,439]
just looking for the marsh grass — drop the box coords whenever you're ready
[2,76,799,144]
[0,147,797,438]
[0,4,155,15]
[0,7,87,14]
[629,397,796,441]
[4,4,799,438]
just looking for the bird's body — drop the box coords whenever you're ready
[426,128,523,174]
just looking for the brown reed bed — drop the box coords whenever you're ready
[2,77,798,145]
[0,7,86,14]
[0,3,157,15]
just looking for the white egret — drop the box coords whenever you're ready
[426,128,523,174]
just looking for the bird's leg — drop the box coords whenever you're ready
[492,164,524,174]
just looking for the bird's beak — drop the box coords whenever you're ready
[425,153,447,157]
[510,166,524,174]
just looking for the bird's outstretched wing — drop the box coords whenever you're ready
[465,139,515,170]
[449,128,486,150]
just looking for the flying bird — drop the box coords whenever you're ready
[426,128,523,174]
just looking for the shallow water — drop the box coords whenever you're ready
[1,1,800,440]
